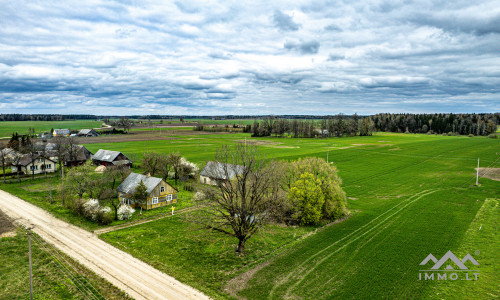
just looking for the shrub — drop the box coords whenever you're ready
[468,134,474,137]
[83,199,100,221]
[117,204,135,220]
[183,183,194,192]
[448,131,453,136]
[97,207,113,225]
[193,191,205,201]
[488,134,498,139]
[72,198,87,216]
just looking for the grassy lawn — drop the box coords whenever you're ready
[0,120,103,137]
[100,212,318,299]
[0,228,130,299]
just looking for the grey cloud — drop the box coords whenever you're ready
[273,10,300,31]
[410,13,500,35]
[284,40,320,54]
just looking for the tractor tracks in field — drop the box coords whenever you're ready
[269,188,439,299]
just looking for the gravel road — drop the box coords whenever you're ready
[0,190,209,300]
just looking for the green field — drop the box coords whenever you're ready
[91,133,499,298]
[0,228,130,299]
[0,120,103,137]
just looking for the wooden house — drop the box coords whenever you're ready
[53,129,70,137]
[92,149,132,167]
[116,173,178,210]
[199,161,244,185]
[78,129,99,137]
[12,154,57,175]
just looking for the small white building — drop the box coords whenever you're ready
[12,154,58,175]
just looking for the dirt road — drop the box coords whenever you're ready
[0,190,209,300]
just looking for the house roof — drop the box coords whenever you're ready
[78,129,98,135]
[200,161,245,180]
[92,149,124,162]
[116,172,163,195]
[17,154,56,166]
[54,129,70,135]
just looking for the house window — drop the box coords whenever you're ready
[39,158,44,162]
[167,194,172,201]
[152,197,159,204]
[204,178,207,184]
[30,165,38,170]
[160,186,165,193]
[46,164,51,169]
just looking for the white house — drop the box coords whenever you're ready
[12,154,58,175]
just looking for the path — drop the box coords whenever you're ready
[94,206,199,235]
[0,190,209,300]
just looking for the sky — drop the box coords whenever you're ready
[0,0,499,115]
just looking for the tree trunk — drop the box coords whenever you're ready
[2,165,5,184]
[236,238,246,253]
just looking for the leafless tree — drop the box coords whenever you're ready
[53,136,67,178]
[0,146,11,183]
[192,144,282,253]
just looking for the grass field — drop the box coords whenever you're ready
[92,133,499,298]
[0,227,130,299]
[0,120,103,137]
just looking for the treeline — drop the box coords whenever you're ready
[250,113,498,138]
[0,114,96,121]
[252,115,375,137]
[372,113,498,135]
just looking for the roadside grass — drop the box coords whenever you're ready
[0,228,131,299]
[426,198,499,299]
[100,212,317,299]
[0,120,102,137]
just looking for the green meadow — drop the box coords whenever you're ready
[0,120,103,137]
[95,133,499,298]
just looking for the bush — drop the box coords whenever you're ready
[488,134,498,139]
[183,183,194,192]
[448,131,453,136]
[468,134,474,137]
[97,207,113,225]
[117,204,135,220]
[72,198,87,216]
[193,191,205,201]
[83,199,100,221]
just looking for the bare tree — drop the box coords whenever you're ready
[53,136,67,178]
[11,152,23,183]
[193,144,282,253]
[0,146,11,183]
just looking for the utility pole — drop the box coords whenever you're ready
[327,144,330,163]
[476,157,480,186]
[27,227,34,300]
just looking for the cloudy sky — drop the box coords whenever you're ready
[1,0,499,115]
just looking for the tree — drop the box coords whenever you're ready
[53,136,67,178]
[143,152,162,176]
[168,152,182,184]
[133,180,148,210]
[283,157,348,223]
[0,146,10,183]
[106,166,131,220]
[193,144,282,253]
[288,173,325,225]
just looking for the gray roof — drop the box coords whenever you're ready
[54,129,70,135]
[116,173,163,195]
[200,161,245,180]
[78,129,98,136]
[92,149,123,162]
[18,154,56,166]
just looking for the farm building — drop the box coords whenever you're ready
[200,161,244,185]
[92,149,132,167]
[53,129,70,137]
[63,145,92,166]
[78,129,99,137]
[117,172,178,210]
[12,154,57,175]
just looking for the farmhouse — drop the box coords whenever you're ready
[53,129,70,137]
[12,154,57,175]
[117,172,178,210]
[78,129,99,137]
[200,161,244,185]
[92,149,132,167]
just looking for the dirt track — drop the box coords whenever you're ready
[0,190,209,300]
